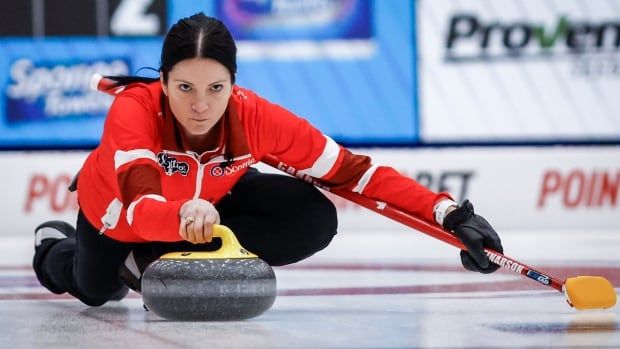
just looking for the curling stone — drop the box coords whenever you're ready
[141,225,276,321]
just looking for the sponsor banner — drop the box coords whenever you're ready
[0,39,161,148]
[418,0,620,142]
[6,58,129,123]
[216,0,372,41]
[1,152,85,237]
[2,147,618,237]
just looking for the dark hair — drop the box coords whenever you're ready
[105,13,237,86]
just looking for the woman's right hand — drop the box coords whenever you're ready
[178,199,221,244]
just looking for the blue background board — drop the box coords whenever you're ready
[0,0,418,148]
[214,0,372,40]
[0,38,161,147]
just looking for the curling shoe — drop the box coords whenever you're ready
[33,221,75,294]
[34,220,75,252]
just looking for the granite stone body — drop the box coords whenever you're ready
[142,257,277,321]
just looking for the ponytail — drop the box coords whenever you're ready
[101,75,159,87]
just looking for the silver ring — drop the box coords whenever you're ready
[184,216,195,225]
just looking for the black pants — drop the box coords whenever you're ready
[35,169,338,306]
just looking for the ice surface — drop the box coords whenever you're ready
[0,229,618,348]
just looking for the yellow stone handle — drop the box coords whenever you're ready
[160,225,258,260]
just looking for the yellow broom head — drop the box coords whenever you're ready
[564,276,617,310]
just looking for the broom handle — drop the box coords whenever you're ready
[263,155,566,293]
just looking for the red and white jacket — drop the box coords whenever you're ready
[77,82,450,242]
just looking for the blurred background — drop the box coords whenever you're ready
[0,0,618,237]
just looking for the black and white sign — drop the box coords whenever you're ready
[0,0,166,37]
[418,0,620,143]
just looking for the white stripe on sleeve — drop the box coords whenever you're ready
[126,194,166,226]
[352,165,379,193]
[114,149,158,170]
[300,135,341,179]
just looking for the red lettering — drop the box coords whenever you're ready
[539,169,619,209]
[25,175,49,213]
[538,170,561,207]
[563,170,585,208]
[586,171,599,207]
[599,172,620,207]
[50,175,72,212]
[24,173,79,214]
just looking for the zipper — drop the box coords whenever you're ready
[164,150,206,199]
[98,198,123,235]
[194,163,206,199]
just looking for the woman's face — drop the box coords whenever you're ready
[161,58,233,139]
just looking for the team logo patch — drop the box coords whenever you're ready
[210,165,224,177]
[157,152,189,176]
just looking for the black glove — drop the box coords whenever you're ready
[443,200,503,274]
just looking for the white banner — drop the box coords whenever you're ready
[1,147,618,237]
[418,0,620,141]
[1,152,85,237]
[331,146,620,231]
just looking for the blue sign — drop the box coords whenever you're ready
[6,58,129,124]
[216,0,372,40]
[0,38,160,148]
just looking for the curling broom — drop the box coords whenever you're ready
[263,157,617,311]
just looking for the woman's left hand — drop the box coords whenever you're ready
[442,200,504,274]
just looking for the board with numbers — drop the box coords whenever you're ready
[0,0,166,37]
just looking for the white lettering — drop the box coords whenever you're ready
[225,158,256,175]
[44,91,113,116]
[273,0,330,15]
[111,0,160,35]
[486,250,524,274]
[7,59,129,117]
[7,59,129,101]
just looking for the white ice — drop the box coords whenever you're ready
[0,229,618,348]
